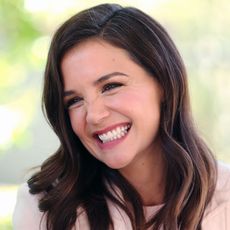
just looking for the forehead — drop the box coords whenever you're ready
[60,37,162,97]
[61,38,130,66]
[61,39,134,83]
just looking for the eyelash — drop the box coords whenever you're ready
[102,82,123,93]
[65,97,83,109]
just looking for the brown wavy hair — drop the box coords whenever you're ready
[28,3,217,230]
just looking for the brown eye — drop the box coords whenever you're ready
[65,97,83,109]
[102,82,123,93]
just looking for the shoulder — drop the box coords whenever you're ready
[210,162,230,201]
[202,162,230,229]
[12,183,93,230]
[13,183,46,230]
[212,162,230,204]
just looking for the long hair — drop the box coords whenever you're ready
[28,4,217,230]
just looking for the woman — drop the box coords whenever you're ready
[13,3,230,230]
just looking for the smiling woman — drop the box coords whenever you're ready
[62,40,163,171]
[13,3,230,230]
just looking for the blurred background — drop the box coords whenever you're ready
[0,0,229,228]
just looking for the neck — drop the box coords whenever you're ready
[119,142,166,206]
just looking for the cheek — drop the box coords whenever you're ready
[68,109,85,136]
[116,90,161,122]
[106,91,143,109]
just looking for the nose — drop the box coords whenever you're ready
[85,97,110,125]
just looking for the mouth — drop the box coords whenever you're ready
[94,123,131,144]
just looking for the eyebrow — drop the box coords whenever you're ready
[63,72,128,97]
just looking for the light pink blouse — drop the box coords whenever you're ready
[13,162,230,229]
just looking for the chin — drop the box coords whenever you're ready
[104,159,130,170]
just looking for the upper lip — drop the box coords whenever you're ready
[92,122,131,136]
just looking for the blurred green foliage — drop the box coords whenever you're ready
[0,0,41,89]
[0,0,42,150]
[0,217,12,230]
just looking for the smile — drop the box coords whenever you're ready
[97,124,131,144]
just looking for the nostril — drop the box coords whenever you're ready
[86,106,110,124]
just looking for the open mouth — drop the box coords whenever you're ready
[95,123,131,144]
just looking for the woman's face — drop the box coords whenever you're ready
[62,39,163,170]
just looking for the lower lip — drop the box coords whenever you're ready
[96,129,130,150]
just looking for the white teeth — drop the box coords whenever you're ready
[112,130,116,135]
[108,131,113,138]
[98,124,130,143]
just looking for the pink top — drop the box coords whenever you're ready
[13,162,230,230]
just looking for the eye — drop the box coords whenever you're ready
[102,82,123,93]
[65,96,83,109]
